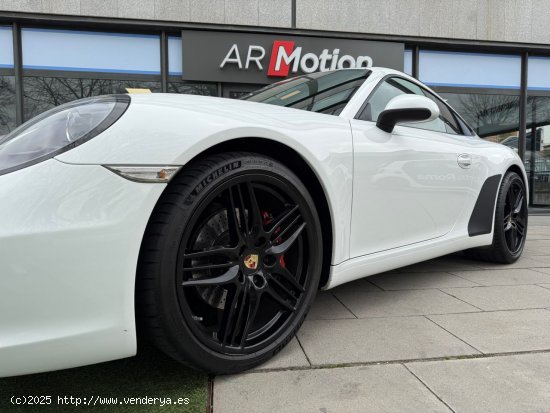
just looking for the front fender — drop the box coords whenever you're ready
[56,94,354,265]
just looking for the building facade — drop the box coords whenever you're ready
[0,0,549,206]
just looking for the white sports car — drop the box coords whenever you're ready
[0,68,528,376]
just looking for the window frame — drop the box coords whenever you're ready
[355,74,475,137]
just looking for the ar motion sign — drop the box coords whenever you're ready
[220,40,374,77]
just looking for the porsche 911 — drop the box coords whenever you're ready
[0,68,528,376]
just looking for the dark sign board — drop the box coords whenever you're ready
[181,30,404,84]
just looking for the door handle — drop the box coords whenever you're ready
[457,153,472,169]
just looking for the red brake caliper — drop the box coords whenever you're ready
[262,211,286,268]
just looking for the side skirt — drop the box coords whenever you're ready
[325,232,492,290]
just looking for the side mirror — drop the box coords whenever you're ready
[376,94,440,133]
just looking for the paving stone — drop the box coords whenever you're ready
[522,248,550,256]
[523,232,550,241]
[449,268,550,286]
[368,271,478,290]
[507,240,549,249]
[534,267,550,276]
[307,292,356,320]
[407,352,550,413]
[528,216,550,226]
[442,285,550,311]
[297,317,478,365]
[429,309,550,353]
[524,245,550,255]
[254,337,309,371]
[470,256,550,270]
[214,364,451,413]
[334,289,478,318]
[526,255,550,264]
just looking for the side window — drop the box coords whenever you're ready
[360,76,466,135]
[360,77,423,122]
[420,91,462,135]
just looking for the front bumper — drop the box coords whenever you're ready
[0,159,165,377]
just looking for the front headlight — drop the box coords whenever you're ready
[0,95,130,176]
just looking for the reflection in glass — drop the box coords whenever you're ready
[0,76,16,135]
[439,92,520,140]
[23,77,161,121]
[242,69,370,115]
[168,81,217,96]
[526,96,550,205]
[440,91,550,205]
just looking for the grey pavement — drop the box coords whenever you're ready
[214,215,550,413]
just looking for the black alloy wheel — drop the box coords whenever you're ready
[465,171,528,263]
[137,152,323,373]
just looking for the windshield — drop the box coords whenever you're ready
[242,69,370,116]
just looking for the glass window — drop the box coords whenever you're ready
[22,28,161,75]
[528,56,550,91]
[419,50,521,89]
[526,96,550,205]
[403,49,413,76]
[361,77,463,135]
[168,81,217,96]
[168,36,182,76]
[242,69,370,115]
[23,76,161,120]
[361,77,424,122]
[0,75,16,135]
[0,26,13,68]
[422,91,462,134]
[439,92,520,139]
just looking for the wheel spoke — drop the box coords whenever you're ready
[246,182,264,235]
[513,194,524,214]
[504,221,513,232]
[240,288,261,347]
[230,284,250,346]
[184,246,238,261]
[237,184,251,236]
[510,227,518,250]
[181,265,239,287]
[226,187,245,245]
[505,225,512,246]
[183,262,236,272]
[273,265,305,292]
[220,286,243,346]
[268,205,299,236]
[273,215,301,242]
[516,221,525,236]
[267,272,298,299]
[265,285,296,312]
[267,222,306,255]
[506,187,515,208]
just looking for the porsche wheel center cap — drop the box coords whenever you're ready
[243,252,260,270]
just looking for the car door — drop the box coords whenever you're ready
[349,76,484,257]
